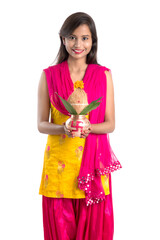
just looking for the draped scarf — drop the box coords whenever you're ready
[43,60,122,206]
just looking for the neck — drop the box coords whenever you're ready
[67,57,88,72]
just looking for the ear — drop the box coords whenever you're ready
[62,37,65,45]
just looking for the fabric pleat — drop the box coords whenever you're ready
[42,174,114,240]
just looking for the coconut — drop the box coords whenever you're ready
[67,87,88,114]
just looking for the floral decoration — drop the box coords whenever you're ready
[44,174,48,188]
[46,145,50,158]
[74,80,84,89]
[73,177,78,189]
[57,160,65,173]
[56,191,64,198]
[75,146,83,160]
[59,134,66,145]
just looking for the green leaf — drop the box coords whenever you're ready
[55,92,78,115]
[79,97,103,115]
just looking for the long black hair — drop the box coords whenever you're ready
[53,12,100,65]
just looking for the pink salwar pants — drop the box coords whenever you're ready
[42,174,114,240]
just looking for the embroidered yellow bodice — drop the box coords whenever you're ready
[39,103,110,198]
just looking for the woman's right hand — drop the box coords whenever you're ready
[63,122,74,138]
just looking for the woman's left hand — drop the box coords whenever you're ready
[80,126,92,138]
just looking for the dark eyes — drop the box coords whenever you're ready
[68,36,88,40]
[83,37,88,40]
[68,36,75,40]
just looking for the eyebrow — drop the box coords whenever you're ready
[70,34,90,37]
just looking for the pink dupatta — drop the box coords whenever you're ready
[43,60,122,206]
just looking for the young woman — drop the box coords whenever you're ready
[37,12,122,240]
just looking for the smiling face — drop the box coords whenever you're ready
[62,24,92,62]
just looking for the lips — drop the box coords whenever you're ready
[72,49,84,54]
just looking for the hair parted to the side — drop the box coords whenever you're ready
[53,12,100,65]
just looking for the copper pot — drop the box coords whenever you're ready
[65,115,91,137]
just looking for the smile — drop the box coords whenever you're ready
[72,49,84,54]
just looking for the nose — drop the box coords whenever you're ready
[74,38,81,48]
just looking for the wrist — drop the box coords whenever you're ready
[61,124,66,134]
[90,124,94,133]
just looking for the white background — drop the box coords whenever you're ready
[0,0,160,239]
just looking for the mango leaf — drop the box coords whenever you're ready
[55,92,78,115]
[79,97,103,115]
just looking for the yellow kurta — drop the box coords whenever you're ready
[39,103,110,198]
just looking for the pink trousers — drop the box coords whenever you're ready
[42,174,114,240]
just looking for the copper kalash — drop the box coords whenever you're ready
[65,82,91,137]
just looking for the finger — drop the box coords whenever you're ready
[81,134,86,138]
[84,130,89,134]
[66,127,70,132]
